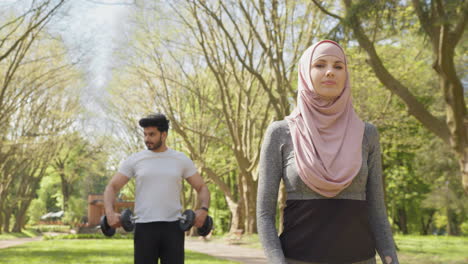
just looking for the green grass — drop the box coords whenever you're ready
[0,229,39,239]
[394,234,468,264]
[43,233,133,240]
[29,225,71,233]
[1,233,466,264]
[0,239,239,264]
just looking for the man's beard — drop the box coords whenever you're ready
[146,135,163,150]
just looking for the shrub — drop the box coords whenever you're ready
[31,225,71,233]
[43,233,133,240]
[460,221,468,236]
[62,197,87,226]
[27,199,47,225]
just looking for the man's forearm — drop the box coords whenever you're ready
[198,185,210,209]
[104,185,117,215]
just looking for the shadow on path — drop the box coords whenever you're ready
[185,238,267,264]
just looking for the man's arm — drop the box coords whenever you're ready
[185,172,210,228]
[104,172,130,227]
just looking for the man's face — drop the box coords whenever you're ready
[143,127,165,151]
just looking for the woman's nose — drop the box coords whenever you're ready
[326,68,334,77]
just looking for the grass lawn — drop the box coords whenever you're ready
[0,229,38,239]
[0,239,239,264]
[394,234,468,264]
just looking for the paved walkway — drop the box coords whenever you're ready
[0,237,41,249]
[0,236,267,264]
[185,238,267,264]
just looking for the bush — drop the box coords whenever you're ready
[31,225,71,233]
[434,212,448,230]
[62,197,87,226]
[461,221,468,236]
[27,199,47,225]
[43,233,133,240]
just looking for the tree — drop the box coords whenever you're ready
[0,0,66,126]
[347,40,448,234]
[51,133,105,211]
[0,1,80,232]
[311,0,468,192]
[173,0,330,233]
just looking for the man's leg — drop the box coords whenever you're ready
[134,222,160,264]
[159,221,185,264]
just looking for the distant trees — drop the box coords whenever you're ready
[1,0,463,235]
[104,0,467,235]
[107,0,329,234]
[0,0,82,232]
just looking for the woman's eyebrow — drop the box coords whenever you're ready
[313,59,344,64]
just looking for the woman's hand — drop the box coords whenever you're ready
[385,256,392,264]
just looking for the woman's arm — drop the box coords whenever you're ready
[366,124,399,264]
[257,122,287,264]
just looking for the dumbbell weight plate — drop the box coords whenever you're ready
[197,215,213,237]
[120,209,135,232]
[179,210,195,231]
[100,215,116,237]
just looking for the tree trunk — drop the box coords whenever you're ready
[0,203,5,234]
[446,208,460,236]
[3,207,12,233]
[0,210,3,234]
[446,207,453,236]
[229,200,244,234]
[60,172,70,211]
[397,208,408,234]
[230,177,245,234]
[13,197,33,233]
[242,173,257,234]
[459,154,468,194]
[420,210,435,235]
[200,166,244,233]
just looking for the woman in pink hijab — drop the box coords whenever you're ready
[257,40,398,264]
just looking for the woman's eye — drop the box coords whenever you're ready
[334,65,343,70]
[314,64,324,68]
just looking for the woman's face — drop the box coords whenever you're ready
[310,55,346,99]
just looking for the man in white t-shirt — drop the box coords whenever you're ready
[103,113,210,264]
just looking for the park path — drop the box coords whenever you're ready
[0,236,267,264]
[0,237,41,249]
[185,238,267,264]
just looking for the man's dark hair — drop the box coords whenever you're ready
[139,113,170,132]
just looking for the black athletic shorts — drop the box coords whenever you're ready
[134,221,184,264]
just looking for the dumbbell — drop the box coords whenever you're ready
[100,208,136,237]
[178,209,213,237]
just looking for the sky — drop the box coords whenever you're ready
[1,0,137,131]
[57,0,135,128]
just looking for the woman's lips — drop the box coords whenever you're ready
[322,80,336,85]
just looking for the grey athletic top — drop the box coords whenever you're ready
[257,120,398,264]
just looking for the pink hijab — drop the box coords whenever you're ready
[285,40,365,197]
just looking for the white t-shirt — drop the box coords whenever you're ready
[118,148,197,223]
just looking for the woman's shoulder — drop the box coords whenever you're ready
[266,120,290,135]
[363,122,379,144]
[262,120,290,146]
